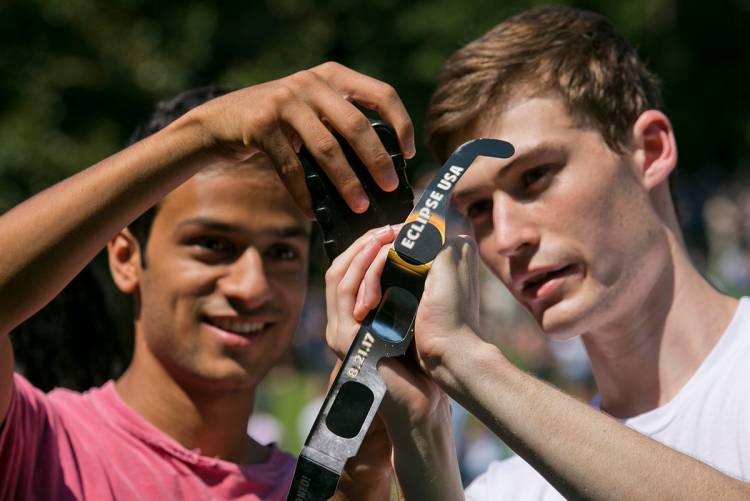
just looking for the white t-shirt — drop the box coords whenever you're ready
[465,297,750,501]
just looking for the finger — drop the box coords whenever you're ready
[325,224,396,306]
[327,359,343,388]
[337,227,397,327]
[354,222,402,318]
[455,236,481,329]
[337,239,385,340]
[255,125,312,216]
[292,76,399,194]
[325,226,398,353]
[444,236,479,291]
[313,62,416,159]
[418,236,481,342]
[353,244,390,322]
[279,100,369,213]
[325,239,371,350]
[326,224,389,319]
[430,236,472,284]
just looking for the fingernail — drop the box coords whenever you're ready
[375,225,391,236]
[353,193,369,212]
[383,170,399,191]
[354,296,363,313]
[405,139,416,159]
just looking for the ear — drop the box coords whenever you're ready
[107,228,143,294]
[631,110,678,190]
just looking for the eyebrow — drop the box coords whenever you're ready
[176,217,311,239]
[452,141,566,202]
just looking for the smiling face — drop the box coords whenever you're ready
[128,160,310,391]
[452,96,671,339]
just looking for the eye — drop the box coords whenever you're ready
[266,244,300,262]
[192,236,233,254]
[466,199,492,219]
[522,165,553,189]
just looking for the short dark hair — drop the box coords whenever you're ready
[127,85,234,264]
[426,6,662,162]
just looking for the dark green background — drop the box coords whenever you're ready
[2,0,749,208]
[4,0,749,391]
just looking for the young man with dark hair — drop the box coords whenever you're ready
[0,62,414,500]
[326,6,750,500]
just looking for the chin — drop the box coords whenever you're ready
[181,361,260,392]
[535,296,593,341]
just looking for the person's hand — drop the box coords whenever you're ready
[325,230,465,500]
[324,226,448,428]
[412,236,486,390]
[188,62,415,215]
[324,226,396,353]
[330,230,487,395]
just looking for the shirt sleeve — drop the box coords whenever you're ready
[465,455,565,501]
[0,373,59,500]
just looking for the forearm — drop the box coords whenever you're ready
[332,412,463,501]
[442,338,750,500]
[331,376,464,501]
[0,110,216,334]
[387,394,464,501]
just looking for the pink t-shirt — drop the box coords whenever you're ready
[0,374,295,500]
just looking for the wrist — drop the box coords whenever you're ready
[429,327,501,394]
[388,394,464,501]
[172,104,234,167]
[385,389,453,444]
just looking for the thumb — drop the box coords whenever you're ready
[447,235,481,329]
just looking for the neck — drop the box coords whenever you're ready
[582,235,738,419]
[115,335,269,464]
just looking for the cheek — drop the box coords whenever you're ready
[569,179,656,286]
[477,239,494,266]
[170,259,225,296]
[478,240,508,283]
[139,272,177,319]
[470,217,494,245]
[274,273,308,316]
[138,264,216,337]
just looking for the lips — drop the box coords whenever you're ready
[202,315,273,337]
[514,264,577,299]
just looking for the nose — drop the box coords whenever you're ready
[217,248,273,309]
[491,191,540,256]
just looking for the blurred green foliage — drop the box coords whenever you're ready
[3,0,749,211]
[3,0,750,390]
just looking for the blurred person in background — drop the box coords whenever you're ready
[0,62,415,500]
[703,176,750,295]
[327,6,750,500]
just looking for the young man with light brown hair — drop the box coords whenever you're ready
[326,6,750,500]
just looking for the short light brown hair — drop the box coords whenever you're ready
[425,6,662,162]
